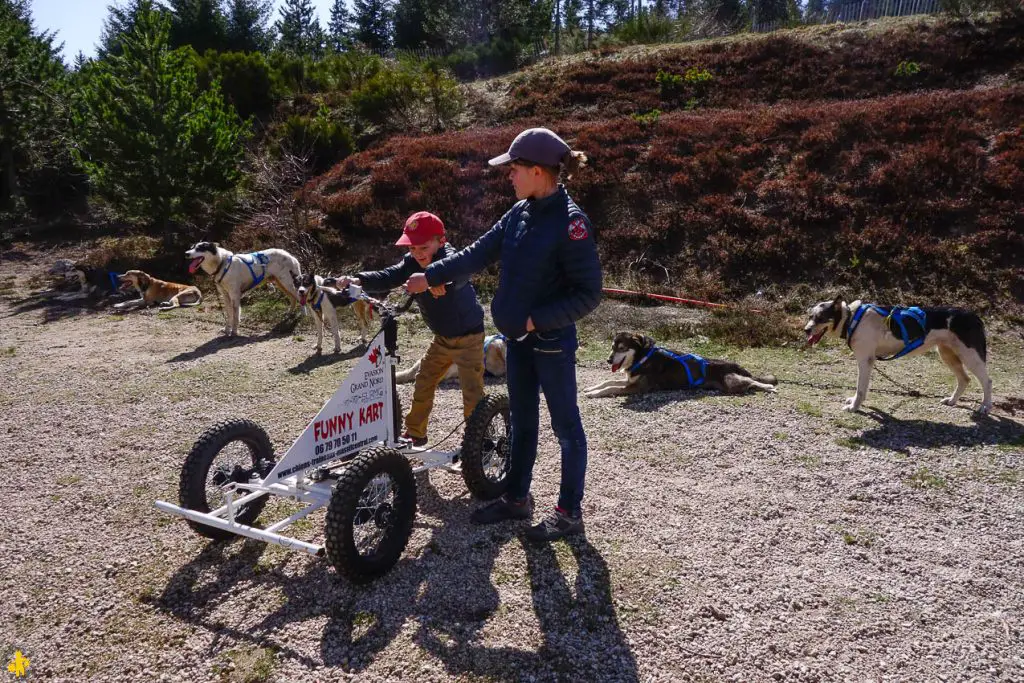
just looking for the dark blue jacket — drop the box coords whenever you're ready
[357,243,485,338]
[425,186,602,339]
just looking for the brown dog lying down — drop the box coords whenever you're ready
[114,270,202,310]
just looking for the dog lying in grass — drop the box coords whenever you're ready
[48,260,121,302]
[584,332,778,398]
[293,272,373,353]
[803,295,992,413]
[114,270,202,311]
[394,333,507,384]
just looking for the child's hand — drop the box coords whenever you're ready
[405,273,428,293]
[429,284,447,298]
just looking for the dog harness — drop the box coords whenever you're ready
[217,252,270,290]
[845,304,927,360]
[312,290,325,312]
[108,272,121,291]
[628,347,707,388]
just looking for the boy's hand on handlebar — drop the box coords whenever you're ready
[404,273,428,294]
[429,284,447,298]
[525,317,536,332]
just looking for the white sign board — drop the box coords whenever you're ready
[264,337,393,481]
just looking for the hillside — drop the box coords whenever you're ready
[229,13,1023,311]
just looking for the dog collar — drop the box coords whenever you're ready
[627,346,656,374]
[216,255,233,283]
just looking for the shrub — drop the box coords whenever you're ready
[350,58,463,132]
[277,104,354,173]
[195,50,277,121]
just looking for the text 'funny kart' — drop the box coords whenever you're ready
[154,286,511,582]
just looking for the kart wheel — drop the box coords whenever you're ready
[179,419,275,540]
[324,446,416,583]
[460,394,511,500]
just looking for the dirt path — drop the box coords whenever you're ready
[2,259,1023,683]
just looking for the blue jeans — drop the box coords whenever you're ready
[504,325,588,516]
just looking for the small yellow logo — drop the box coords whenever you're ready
[7,650,29,678]
[407,219,418,231]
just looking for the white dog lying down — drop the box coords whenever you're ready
[395,334,507,384]
[185,241,301,336]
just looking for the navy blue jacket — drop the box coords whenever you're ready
[357,243,485,338]
[425,186,602,339]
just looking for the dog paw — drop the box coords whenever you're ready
[843,397,859,412]
[314,347,323,356]
[941,397,958,407]
[977,403,992,415]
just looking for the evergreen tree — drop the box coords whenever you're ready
[327,0,354,50]
[0,0,69,211]
[98,0,163,58]
[275,0,324,56]
[225,0,273,52]
[392,0,431,49]
[165,0,228,53]
[353,0,391,50]
[73,6,249,227]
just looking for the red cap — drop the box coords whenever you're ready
[395,211,445,246]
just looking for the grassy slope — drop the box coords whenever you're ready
[222,13,1024,314]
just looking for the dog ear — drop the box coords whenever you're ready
[638,334,655,350]
[831,293,845,309]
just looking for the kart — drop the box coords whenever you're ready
[154,287,511,582]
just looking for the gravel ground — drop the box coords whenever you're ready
[2,255,1023,683]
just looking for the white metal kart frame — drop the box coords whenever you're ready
[154,287,511,582]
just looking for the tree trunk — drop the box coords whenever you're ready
[0,137,19,210]
[554,0,561,54]
[587,0,594,47]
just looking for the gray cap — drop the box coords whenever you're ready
[488,127,571,167]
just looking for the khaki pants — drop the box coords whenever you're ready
[404,331,485,439]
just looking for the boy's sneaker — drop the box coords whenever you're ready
[470,494,534,525]
[401,432,428,447]
[525,507,584,542]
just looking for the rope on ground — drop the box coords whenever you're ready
[602,287,762,314]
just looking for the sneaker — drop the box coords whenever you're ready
[525,508,584,542]
[470,494,534,525]
[401,432,428,447]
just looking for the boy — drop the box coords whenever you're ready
[336,211,485,446]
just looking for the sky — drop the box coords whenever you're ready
[30,0,341,62]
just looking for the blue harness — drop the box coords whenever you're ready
[108,271,121,291]
[629,346,707,388]
[846,304,927,360]
[311,290,325,312]
[217,252,270,290]
[483,334,506,377]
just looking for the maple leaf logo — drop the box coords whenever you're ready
[7,650,30,678]
[368,346,381,366]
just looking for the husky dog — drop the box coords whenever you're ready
[803,295,992,413]
[394,334,508,384]
[185,242,301,336]
[48,260,121,302]
[584,332,778,398]
[292,272,373,353]
[114,270,202,310]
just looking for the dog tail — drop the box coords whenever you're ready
[395,359,421,384]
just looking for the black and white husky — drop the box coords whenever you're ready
[803,295,992,414]
[185,242,301,336]
[584,332,778,398]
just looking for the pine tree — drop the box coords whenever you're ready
[0,0,68,211]
[392,0,430,49]
[98,0,162,58]
[353,0,391,50]
[327,0,354,51]
[166,0,228,53]
[73,6,249,227]
[275,0,324,56]
[225,0,273,52]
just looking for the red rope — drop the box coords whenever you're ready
[602,287,762,314]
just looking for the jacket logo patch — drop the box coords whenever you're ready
[568,218,589,241]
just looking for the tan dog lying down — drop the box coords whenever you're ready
[115,270,202,310]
